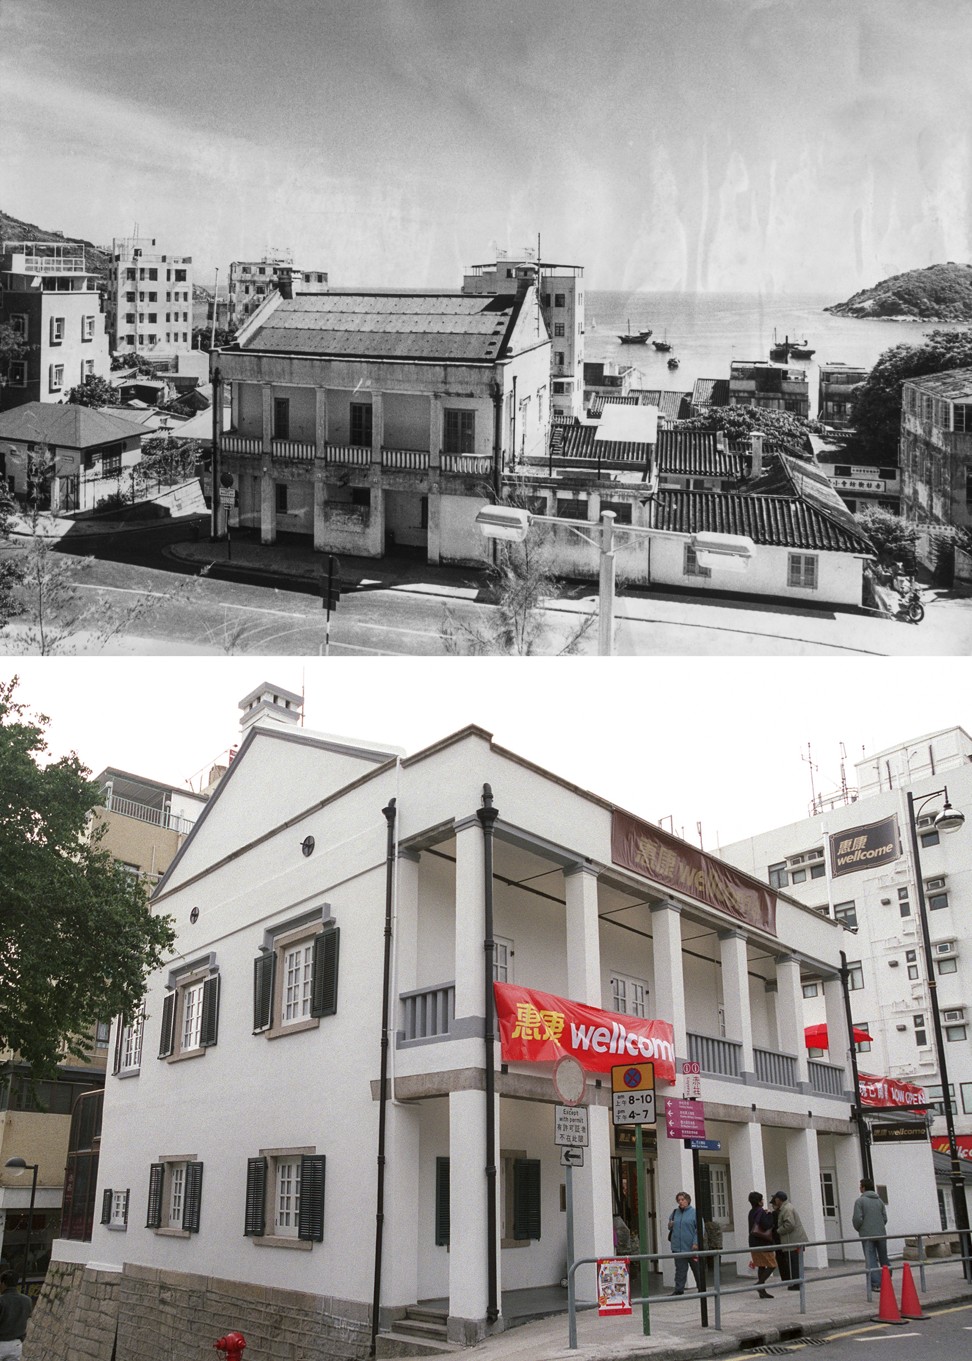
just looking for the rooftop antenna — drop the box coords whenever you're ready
[838,742,849,804]
[802,742,818,814]
[210,266,218,350]
[696,820,704,850]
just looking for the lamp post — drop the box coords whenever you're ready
[4,1157,39,1292]
[905,787,971,1280]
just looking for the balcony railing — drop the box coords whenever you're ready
[754,1046,797,1087]
[324,444,371,466]
[382,447,430,471]
[21,255,87,273]
[686,1032,742,1078]
[808,1059,844,1097]
[102,792,195,836]
[221,435,262,455]
[271,438,315,461]
[441,453,493,476]
[399,983,455,1043]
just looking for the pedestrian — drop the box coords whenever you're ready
[666,1190,702,1294]
[747,1192,777,1299]
[770,1191,807,1290]
[852,1178,890,1291]
[613,1214,631,1254]
[0,1270,33,1361]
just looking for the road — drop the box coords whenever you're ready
[720,1300,972,1359]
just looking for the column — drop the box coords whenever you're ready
[834,1130,865,1263]
[393,849,421,1002]
[448,1086,493,1336]
[429,394,442,473]
[651,902,693,1284]
[719,929,754,1081]
[381,1101,421,1312]
[371,391,384,464]
[775,954,810,1089]
[783,1127,827,1269]
[564,865,600,1004]
[315,385,328,457]
[261,383,273,452]
[260,467,276,545]
[822,972,854,1101]
[313,470,327,552]
[728,1120,767,1254]
[427,484,441,565]
[453,821,486,1024]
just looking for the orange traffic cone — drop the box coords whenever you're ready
[871,1265,905,1325]
[898,1262,928,1320]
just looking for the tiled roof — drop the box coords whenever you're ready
[587,389,690,421]
[0,402,145,448]
[656,430,744,479]
[904,366,972,398]
[752,453,867,542]
[650,488,870,552]
[692,378,730,408]
[238,291,526,363]
[554,423,653,465]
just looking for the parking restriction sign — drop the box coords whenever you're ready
[610,1062,656,1126]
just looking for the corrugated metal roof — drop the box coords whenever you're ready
[651,485,871,552]
[905,366,972,398]
[240,292,523,362]
[0,401,145,448]
[656,430,744,478]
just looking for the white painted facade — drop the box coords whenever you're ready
[54,701,922,1348]
[107,236,194,357]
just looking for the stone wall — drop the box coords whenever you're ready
[26,1261,373,1361]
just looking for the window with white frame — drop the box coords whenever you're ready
[926,877,948,911]
[82,315,95,340]
[100,1187,129,1230]
[114,1006,144,1073]
[802,981,819,998]
[158,958,220,1060]
[788,553,818,589]
[282,941,314,1023]
[699,1161,732,1228]
[819,1170,838,1220]
[846,960,864,990]
[610,973,648,1017]
[684,543,711,578]
[49,363,64,391]
[253,916,339,1039]
[146,1157,202,1234]
[244,1148,325,1244]
[493,935,514,984]
[50,316,65,344]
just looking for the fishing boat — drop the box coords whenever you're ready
[618,318,652,344]
[652,329,672,351]
[667,355,680,369]
[770,330,791,361]
[789,342,815,358]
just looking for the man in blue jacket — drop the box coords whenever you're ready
[667,1190,702,1294]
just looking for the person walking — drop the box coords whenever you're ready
[852,1178,890,1291]
[747,1192,777,1298]
[0,1271,33,1360]
[667,1190,702,1294]
[770,1191,807,1290]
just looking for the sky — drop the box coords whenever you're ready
[3,0,970,295]
[4,654,970,850]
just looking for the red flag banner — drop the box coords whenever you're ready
[611,810,777,935]
[493,982,676,1083]
[859,1072,928,1108]
[930,1136,972,1162]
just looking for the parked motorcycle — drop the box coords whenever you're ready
[895,583,925,624]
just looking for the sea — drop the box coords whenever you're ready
[583,291,963,419]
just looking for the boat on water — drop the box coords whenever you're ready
[618,318,652,344]
[789,343,815,358]
[770,330,814,361]
[667,355,680,369]
[652,329,672,351]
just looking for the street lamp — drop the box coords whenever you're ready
[475,504,754,656]
[905,788,971,1280]
[4,1157,38,1292]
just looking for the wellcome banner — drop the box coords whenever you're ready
[858,1072,928,1108]
[829,815,900,878]
[493,982,677,1083]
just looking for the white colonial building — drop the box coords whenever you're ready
[37,691,944,1361]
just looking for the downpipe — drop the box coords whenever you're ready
[477,784,500,1325]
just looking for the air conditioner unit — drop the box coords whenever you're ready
[880,897,891,905]
[888,959,900,967]
[896,1024,907,1031]
[942,1009,965,1023]
[935,941,957,957]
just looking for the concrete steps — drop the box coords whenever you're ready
[377,1306,456,1358]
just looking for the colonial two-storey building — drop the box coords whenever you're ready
[899,367,972,533]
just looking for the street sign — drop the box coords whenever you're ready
[682,1074,702,1099]
[871,1123,928,1144]
[684,1138,722,1151]
[611,1062,656,1126]
[681,1062,701,1074]
[219,489,235,506]
[554,1055,587,1107]
[664,1098,706,1139]
[555,1104,589,1147]
[560,1146,585,1168]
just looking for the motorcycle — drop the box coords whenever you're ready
[895,583,925,624]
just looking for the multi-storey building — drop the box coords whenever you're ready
[808,434,900,516]
[212,283,550,562]
[899,367,972,533]
[729,360,810,418]
[0,242,110,412]
[35,686,941,1361]
[106,237,194,357]
[817,361,869,429]
[227,256,328,330]
[463,253,584,419]
[719,727,972,1232]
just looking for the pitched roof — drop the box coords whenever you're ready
[554,422,653,466]
[692,378,730,408]
[235,291,532,363]
[0,402,145,448]
[904,366,972,399]
[656,430,744,479]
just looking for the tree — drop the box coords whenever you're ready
[192,326,235,352]
[0,481,25,629]
[136,434,203,489]
[0,679,174,1075]
[853,507,920,572]
[65,373,119,407]
[851,328,972,462]
[677,404,825,458]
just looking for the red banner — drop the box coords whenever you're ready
[611,810,777,935]
[859,1072,927,1108]
[494,982,676,1083]
[931,1136,972,1162]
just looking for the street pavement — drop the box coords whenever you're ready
[463,1258,971,1361]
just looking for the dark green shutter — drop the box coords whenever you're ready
[158,993,175,1058]
[183,1162,203,1233]
[146,1163,164,1227]
[123,1189,130,1225]
[253,954,274,1032]
[513,1158,541,1240]
[311,927,339,1017]
[244,1157,267,1236]
[112,1017,124,1074]
[298,1154,326,1242]
[434,1156,450,1246]
[101,1188,113,1224]
[200,976,220,1047]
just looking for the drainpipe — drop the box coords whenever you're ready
[839,948,872,1182]
[489,379,503,503]
[370,797,397,1358]
[210,363,221,540]
[476,784,500,1325]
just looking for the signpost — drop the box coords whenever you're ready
[664,1098,707,1139]
[609,1064,654,1336]
[555,1100,589,1342]
[667,1068,709,1328]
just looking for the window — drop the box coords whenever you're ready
[113,1006,144,1074]
[802,982,819,999]
[253,920,339,1037]
[493,935,513,984]
[554,323,565,337]
[554,293,566,307]
[435,1156,450,1246]
[158,960,220,1060]
[9,313,27,338]
[102,446,122,477]
[698,1162,731,1227]
[275,483,288,515]
[917,815,939,849]
[907,963,920,980]
[853,1020,872,1052]
[49,364,64,391]
[898,887,911,918]
[819,1170,838,1220]
[444,409,475,455]
[101,1188,129,1230]
[94,1020,111,1048]
[350,402,373,447]
[791,868,807,884]
[846,960,864,991]
[962,1083,972,1116]
[768,862,788,889]
[937,957,958,975]
[82,316,95,341]
[273,398,290,440]
[926,878,948,911]
[913,1013,927,1046]
[554,351,565,366]
[244,1150,325,1243]
[834,901,858,930]
[684,543,711,578]
[925,1083,955,1117]
[611,973,648,1017]
[8,361,26,387]
[146,1159,202,1233]
[50,316,65,344]
[788,554,818,589]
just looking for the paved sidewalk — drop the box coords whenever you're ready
[465,1259,971,1361]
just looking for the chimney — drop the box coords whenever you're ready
[277,266,294,300]
[750,431,764,477]
[239,682,304,736]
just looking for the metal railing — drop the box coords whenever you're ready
[398,984,454,1043]
[686,1032,741,1078]
[102,792,196,836]
[566,1229,970,1346]
[754,1045,797,1087]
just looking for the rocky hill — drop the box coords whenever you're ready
[0,207,111,279]
[825,262,972,321]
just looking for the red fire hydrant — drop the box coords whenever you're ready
[214,1333,246,1361]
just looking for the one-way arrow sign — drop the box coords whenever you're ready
[560,1146,585,1168]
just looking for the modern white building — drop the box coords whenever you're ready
[227,256,328,330]
[719,727,972,1231]
[106,236,194,357]
[36,689,943,1361]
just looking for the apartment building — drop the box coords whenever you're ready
[34,686,916,1361]
[106,236,193,357]
[817,361,869,430]
[719,727,972,1231]
[808,434,900,516]
[0,242,110,412]
[729,360,810,419]
[899,367,972,532]
[227,256,329,330]
[463,253,584,419]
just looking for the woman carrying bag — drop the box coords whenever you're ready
[747,1192,777,1299]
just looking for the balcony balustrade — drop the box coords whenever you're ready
[398,983,455,1044]
[754,1045,798,1087]
[382,447,430,471]
[808,1058,845,1097]
[270,438,315,461]
[324,444,371,466]
[440,453,493,476]
[101,792,195,836]
[686,1032,742,1078]
[221,434,262,455]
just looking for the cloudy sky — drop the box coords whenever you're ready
[5,655,969,850]
[3,0,969,293]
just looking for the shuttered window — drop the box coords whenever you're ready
[183,1162,204,1233]
[101,1188,113,1224]
[513,1158,541,1240]
[298,1154,326,1242]
[244,1157,268,1236]
[252,923,338,1035]
[158,994,175,1058]
[435,1157,450,1246]
[253,954,275,1032]
[311,927,340,1017]
[146,1163,164,1228]
[159,973,220,1058]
